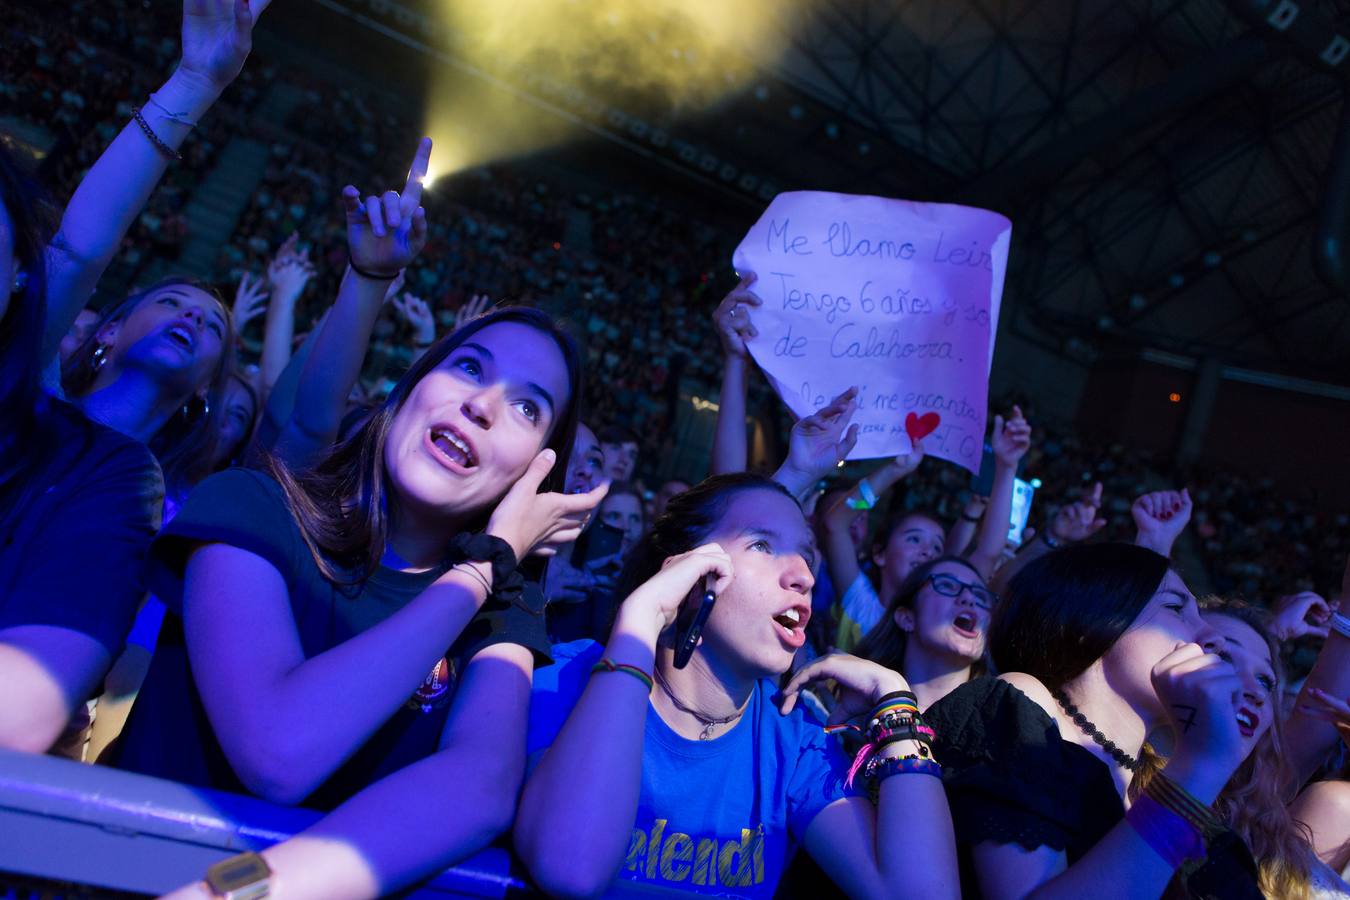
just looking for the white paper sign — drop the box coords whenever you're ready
[732,191,1012,474]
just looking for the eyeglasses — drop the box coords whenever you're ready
[923,573,998,610]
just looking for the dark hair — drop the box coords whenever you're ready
[989,542,1171,689]
[871,509,945,561]
[213,371,260,470]
[61,276,235,495]
[0,142,54,487]
[597,423,639,447]
[854,554,985,671]
[614,472,798,607]
[268,306,583,586]
[601,480,646,526]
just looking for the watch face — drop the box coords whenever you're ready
[206,852,270,892]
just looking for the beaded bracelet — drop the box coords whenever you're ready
[591,658,654,691]
[867,754,942,782]
[131,107,182,161]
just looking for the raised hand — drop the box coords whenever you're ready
[784,387,860,480]
[616,543,735,642]
[393,292,436,346]
[1152,641,1246,785]
[1049,481,1106,544]
[1271,591,1334,641]
[342,137,432,279]
[1131,488,1193,557]
[713,272,762,359]
[991,405,1031,468]
[888,438,927,480]
[1299,688,1350,751]
[231,272,269,330]
[778,652,910,725]
[455,293,492,330]
[485,449,610,563]
[179,0,272,90]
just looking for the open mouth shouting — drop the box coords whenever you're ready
[426,423,479,472]
[952,611,981,640]
[1235,706,1259,738]
[162,322,198,354]
[772,604,810,649]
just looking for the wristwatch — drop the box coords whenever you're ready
[205,851,272,900]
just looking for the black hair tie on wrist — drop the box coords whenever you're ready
[348,257,402,281]
[446,533,530,613]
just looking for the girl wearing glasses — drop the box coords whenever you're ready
[849,556,996,710]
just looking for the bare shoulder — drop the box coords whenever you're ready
[997,672,1058,721]
[1293,779,1350,818]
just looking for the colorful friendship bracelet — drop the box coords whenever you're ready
[591,658,654,692]
[1146,772,1223,839]
[846,478,880,510]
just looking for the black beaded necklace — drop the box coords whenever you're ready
[1051,689,1139,772]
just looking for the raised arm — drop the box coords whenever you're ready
[820,441,926,596]
[709,273,760,475]
[1285,553,1350,785]
[272,139,430,468]
[946,494,988,557]
[968,407,1031,579]
[162,644,533,900]
[183,452,604,804]
[259,235,316,388]
[990,482,1104,597]
[515,545,734,897]
[773,386,860,501]
[1131,488,1192,558]
[42,0,270,364]
[391,291,436,368]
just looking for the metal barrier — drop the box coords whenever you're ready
[0,748,528,897]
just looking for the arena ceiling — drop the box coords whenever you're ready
[686,0,1350,384]
[293,0,1349,383]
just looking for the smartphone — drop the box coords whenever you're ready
[1006,477,1035,547]
[570,520,624,569]
[674,575,717,669]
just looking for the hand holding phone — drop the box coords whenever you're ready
[674,575,717,669]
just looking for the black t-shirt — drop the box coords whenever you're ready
[926,677,1261,900]
[109,467,550,810]
[0,398,163,658]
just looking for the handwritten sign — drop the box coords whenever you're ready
[732,191,1011,474]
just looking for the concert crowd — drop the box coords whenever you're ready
[2,1,1348,898]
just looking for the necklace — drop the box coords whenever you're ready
[1052,688,1139,772]
[654,668,749,741]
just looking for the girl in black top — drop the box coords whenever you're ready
[926,542,1262,899]
[113,138,608,897]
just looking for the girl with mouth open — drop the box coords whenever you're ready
[118,138,608,899]
[923,542,1268,899]
[516,473,960,899]
[823,405,1031,656]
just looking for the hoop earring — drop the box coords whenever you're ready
[92,343,110,371]
[181,395,210,422]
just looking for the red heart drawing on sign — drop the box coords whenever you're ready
[905,412,941,442]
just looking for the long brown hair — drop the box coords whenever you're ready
[267,306,583,587]
[1137,599,1317,900]
[62,276,234,495]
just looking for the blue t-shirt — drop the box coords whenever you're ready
[528,640,858,898]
